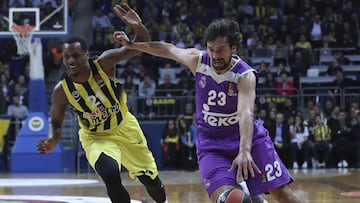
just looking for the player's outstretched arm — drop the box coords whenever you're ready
[114,33,200,74]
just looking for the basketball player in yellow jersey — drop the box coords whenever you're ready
[36,4,167,203]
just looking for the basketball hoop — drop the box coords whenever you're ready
[11,25,35,55]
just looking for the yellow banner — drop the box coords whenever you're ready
[0,119,11,152]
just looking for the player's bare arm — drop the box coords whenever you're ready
[237,72,257,152]
[115,38,200,74]
[229,71,261,181]
[37,82,67,154]
[97,3,150,75]
[49,82,67,141]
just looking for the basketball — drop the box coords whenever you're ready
[225,188,251,203]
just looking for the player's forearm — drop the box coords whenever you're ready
[130,41,175,59]
[238,111,254,152]
[48,123,62,144]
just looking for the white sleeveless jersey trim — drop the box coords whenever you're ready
[233,69,257,83]
[196,52,255,84]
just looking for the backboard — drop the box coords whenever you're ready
[0,0,69,38]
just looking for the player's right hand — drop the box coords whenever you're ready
[229,151,261,182]
[37,138,57,154]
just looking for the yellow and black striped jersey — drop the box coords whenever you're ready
[61,59,128,134]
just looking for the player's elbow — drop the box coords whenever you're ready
[238,108,254,120]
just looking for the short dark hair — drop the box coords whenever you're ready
[203,19,240,49]
[65,36,88,51]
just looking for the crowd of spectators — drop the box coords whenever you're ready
[161,111,198,171]
[261,99,360,169]
[88,0,360,116]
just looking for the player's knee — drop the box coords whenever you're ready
[95,153,121,181]
[216,188,251,203]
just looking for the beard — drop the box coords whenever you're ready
[211,56,232,72]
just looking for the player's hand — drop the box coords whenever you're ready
[37,138,57,154]
[228,151,261,182]
[113,3,142,27]
[113,31,132,47]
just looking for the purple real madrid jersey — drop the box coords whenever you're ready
[195,51,257,139]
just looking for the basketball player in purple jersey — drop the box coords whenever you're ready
[114,19,304,203]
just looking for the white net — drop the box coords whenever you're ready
[12,25,35,55]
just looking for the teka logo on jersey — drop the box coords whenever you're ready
[202,104,238,127]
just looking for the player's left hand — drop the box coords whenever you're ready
[113,3,142,27]
[229,151,261,182]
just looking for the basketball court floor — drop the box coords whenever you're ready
[0,168,359,202]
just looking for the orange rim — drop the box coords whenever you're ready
[11,25,35,36]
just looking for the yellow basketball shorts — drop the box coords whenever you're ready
[79,112,158,180]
